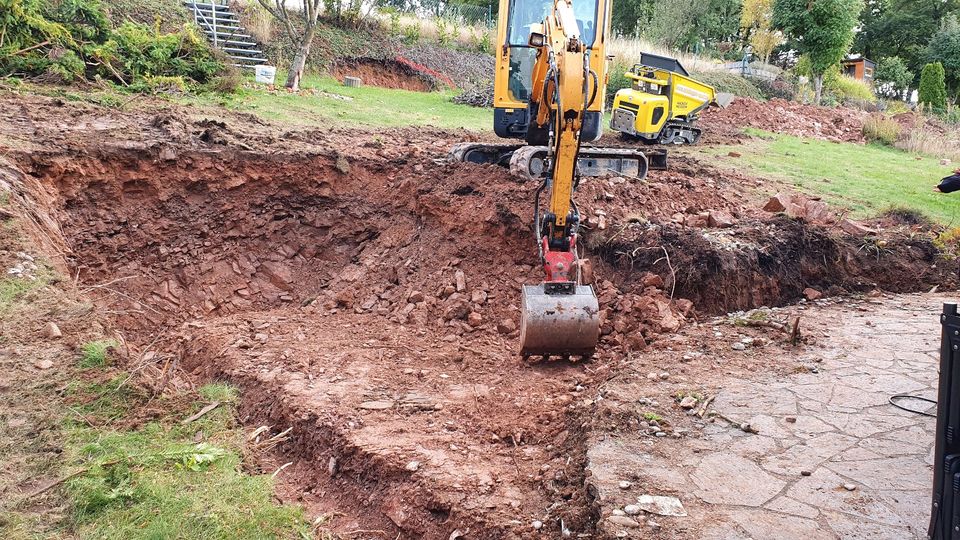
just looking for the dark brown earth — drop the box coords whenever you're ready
[1,90,956,538]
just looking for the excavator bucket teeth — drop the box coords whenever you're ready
[519,284,601,358]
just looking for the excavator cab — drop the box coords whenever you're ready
[493,0,609,143]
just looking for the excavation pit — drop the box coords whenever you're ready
[6,108,955,537]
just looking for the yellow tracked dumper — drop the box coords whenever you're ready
[610,53,717,145]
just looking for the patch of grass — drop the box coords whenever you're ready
[705,130,960,225]
[862,115,901,145]
[63,380,308,539]
[178,73,492,131]
[641,412,663,423]
[198,383,239,403]
[0,268,53,317]
[78,340,117,369]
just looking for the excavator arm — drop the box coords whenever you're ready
[519,0,601,358]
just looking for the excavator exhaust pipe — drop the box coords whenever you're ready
[519,284,601,358]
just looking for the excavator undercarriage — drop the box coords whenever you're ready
[449,142,667,181]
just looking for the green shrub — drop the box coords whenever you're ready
[874,56,912,99]
[862,114,901,144]
[690,70,764,100]
[0,0,224,92]
[920,62,948,111]
[402,21,421,44]
[824,70,876,103]
[606,61,633,104]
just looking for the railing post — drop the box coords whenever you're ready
[212,3,218,48]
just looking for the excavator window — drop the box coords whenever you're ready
[504,0,601,102]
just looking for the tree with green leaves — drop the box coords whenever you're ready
[919,61,948,109]
[874,56,913,99]
[854,0,959,84]
[927,15,960,98]
[773,0,864,104]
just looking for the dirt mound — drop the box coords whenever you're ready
[701,97,867,143]
[331,58,438,91]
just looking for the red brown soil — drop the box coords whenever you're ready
[700,97,868,144]
[332,58,436,91]
[2,91,956,538]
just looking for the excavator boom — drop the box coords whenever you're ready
[515,0,602,358]
[451,0,628,359]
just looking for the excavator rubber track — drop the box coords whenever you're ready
[449,143,667,181]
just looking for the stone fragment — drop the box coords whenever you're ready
[358,400,394,410]
[636,495,687,517]
[623,504,641,515]
[803,287,822,301]
[763,193,790,212]
[405,460,420,472]
[680,396,698,409]
[497,318,517,334]
[44,322,62,339]
[840,218,878,236]
[606,516,640,528]
[728,151,742,158]
[641,273,664,288]
[467,312,483,327]
[34,359,54,370]
[408,290,425,303]
[708,210,736,228]
[579,258,595,285]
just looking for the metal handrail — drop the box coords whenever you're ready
[190,2,243,46]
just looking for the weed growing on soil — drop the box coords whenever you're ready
[78,340,116,369]
[0,270,52,317]
[709,130,960,224]
[862,115,901,145]
[642,412,663,422]
[63,379,308,539]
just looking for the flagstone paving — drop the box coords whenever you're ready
[588,294,944,539]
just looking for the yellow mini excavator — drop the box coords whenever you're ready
[451,0,651,358]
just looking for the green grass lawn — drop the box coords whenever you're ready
[180,73,492,131]
[704,129,960,226]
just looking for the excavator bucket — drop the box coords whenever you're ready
[519,284,601,358]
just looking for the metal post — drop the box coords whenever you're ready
[931,302,960,539]
[212,3,218,48]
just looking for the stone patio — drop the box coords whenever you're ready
[589,294,944,539]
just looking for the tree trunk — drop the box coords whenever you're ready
[285,26,318,91]
[814,74,824,105]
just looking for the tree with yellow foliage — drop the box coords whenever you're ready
[740,0,784,63]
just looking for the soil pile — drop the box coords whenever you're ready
[701,97,867,143]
